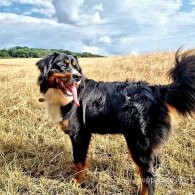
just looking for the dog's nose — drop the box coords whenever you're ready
[73,73,82,81]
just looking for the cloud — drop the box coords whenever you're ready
[105,36,137,55]
[52,0,105,26]
[131,49,139,56]
[0,0,55,18]
[20,0,55,18]
[0,0,12,6]
[17,0,53,8]
[0,13,82,49]
[0,12,58,25]
[82,45,99,53]
[173,9,195,25]
[52,0,84,24]
[98,35,111,44]
[190,0,195,5]
[0,0,195,55]
[0,12,108,55]
[92,4,103,11]
[121,0,182,25]
[24,7,55,18]
[92,12,103,24]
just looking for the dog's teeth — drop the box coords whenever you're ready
[56,78,60,83]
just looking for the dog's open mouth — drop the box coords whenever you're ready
[55,78,80,106]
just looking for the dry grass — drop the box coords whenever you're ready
[0,53,194,195]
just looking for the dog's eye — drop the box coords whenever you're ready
[64,58,70,65]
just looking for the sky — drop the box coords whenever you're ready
[0,0,195,55]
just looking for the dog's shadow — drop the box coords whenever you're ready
[0,138,73,181]
[0,138,139,193]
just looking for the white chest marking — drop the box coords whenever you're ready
[43,88,73,124]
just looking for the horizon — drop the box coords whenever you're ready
[0,0,195,56]
[0,45,184,57]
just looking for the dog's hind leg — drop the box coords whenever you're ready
[124,135,157,195]
[70,132,91,185]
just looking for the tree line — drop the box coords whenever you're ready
[0,46,103,58]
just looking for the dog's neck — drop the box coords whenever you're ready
[61,101,74,116]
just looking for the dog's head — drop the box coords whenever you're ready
[36,52,83,106]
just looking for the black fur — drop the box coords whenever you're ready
[166,49,195,116]
[36,50,195,195]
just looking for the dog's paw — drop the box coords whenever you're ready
[70,178,80,187]
[70,177,85,187]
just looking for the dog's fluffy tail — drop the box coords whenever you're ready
[163,49,195,116]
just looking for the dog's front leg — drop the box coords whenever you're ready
[70,132,91,185]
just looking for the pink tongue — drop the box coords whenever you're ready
[56,78,80,106]
[70,85,80,107]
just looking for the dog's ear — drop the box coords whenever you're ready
[36,52,58,77]
[73,55,78,62]
[73,55,83,75]
[36,53,59,89]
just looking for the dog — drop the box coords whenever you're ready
[36,50,195,195]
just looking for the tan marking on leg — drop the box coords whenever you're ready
[59,120,69,133]
[138,167,148,195]
[72,162,88,185]
[127,149,149,195]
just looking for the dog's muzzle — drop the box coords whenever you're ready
[47,72,80,106]
[73,73,82,82]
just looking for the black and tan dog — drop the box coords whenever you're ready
[36,50,195,195]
